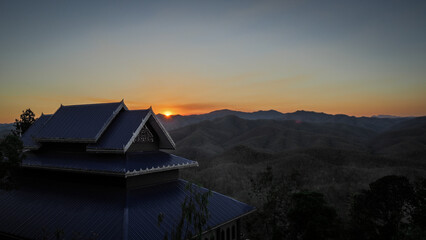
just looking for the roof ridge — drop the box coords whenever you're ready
[61,102,122,108]
[126,109,150,112]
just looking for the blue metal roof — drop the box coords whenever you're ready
[87,110,150,151]
[0,180,254,240]
[36,102,124,142]
[21,114,52,149]
[23,151,198,175]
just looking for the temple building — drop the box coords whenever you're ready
[0,101,254,240]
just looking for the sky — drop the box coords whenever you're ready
[0,0,425,122]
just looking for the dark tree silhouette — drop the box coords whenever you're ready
[158,182,211,240]
[247,167,302,240]
[0,134,23,189]
[287,191,341,240]
[350,175,415,240]
[13,108,35,136]
[408,178,426,239]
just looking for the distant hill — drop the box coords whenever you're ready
[157,109,285,130]
[170,115,376,159]
[167,115,426,217]
[0,123,13,139]
[370,116,426,160]
[157,109,410,132]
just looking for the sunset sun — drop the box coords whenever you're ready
[163,111,172,117]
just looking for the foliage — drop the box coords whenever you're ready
[247,167,342,240]
[0,134,23,189]
[287,191,341,240]
[13,108,35,136]
[407,178,426,240]
[246,167,300,240]
[350,175,416,240]
[158,182,211,240]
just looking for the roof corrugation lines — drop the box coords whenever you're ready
[21,114,52,148]
[0,180,254,240]
[36,102,123,142]
[87,110,150,151]
[0,183,124,240]
[23,151,197,175]
[128,180,255,239]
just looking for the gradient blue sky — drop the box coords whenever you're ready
[1,0,425,122]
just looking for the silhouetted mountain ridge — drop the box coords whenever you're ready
[157,109,413,132]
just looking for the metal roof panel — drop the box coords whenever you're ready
[0,180,254,240]
[36,102,124,142]
[87,110,150,151]
[21,114,52,149]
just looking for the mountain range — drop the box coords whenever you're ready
[157,109,411,132]
[156,110,425,217]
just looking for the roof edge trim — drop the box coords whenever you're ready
[200,209,257,236]
[21,164,124,176]
[150,111,176,150]
[123,110,153,152]
[124,161,199,177]
[93,101,127,142]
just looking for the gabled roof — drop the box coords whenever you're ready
[21,114,52,149]
[21,101,175,152]
[0,180,255,240]
[86,108,176,152]
[36,101,125,143]
[22,151,198,176]
[86,110,151,152]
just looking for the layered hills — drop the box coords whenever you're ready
[159,112,426,217]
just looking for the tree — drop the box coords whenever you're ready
[287,191,341,240]
[0,134,24,189]
[246,167,302,240]
[158,182,211,240]
[350,175,415,240]
[13,108,36,136]
[407,178,426,239]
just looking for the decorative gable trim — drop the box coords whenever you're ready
[124,161,198,177]
[123,111,152,152]
[122,108,176,152]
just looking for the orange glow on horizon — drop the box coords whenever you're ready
[163,111,173,117]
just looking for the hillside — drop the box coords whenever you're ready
[370,116,426,160]
[0,123,13,139]
[166,115,426,217]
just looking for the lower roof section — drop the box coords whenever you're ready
[22,151,198,177]
[0,179,254,240]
